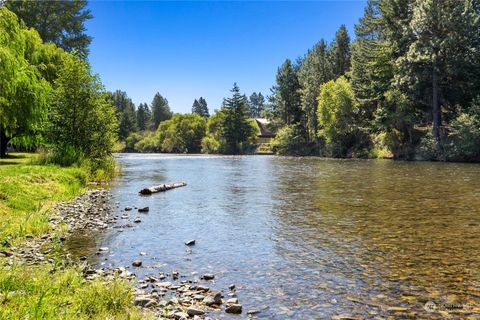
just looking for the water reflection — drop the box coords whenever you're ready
[70,154,480,319]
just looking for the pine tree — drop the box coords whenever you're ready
[396,0,480,149]
[272,59,303,126]
[192,97,209,117]
[136,103,151,131]
[111,90,137,140]
[298,40,333,139]
[150,92,172,130]
[220,83,255,154]
[6,0,92,57]
[331,24,351,78]
[248,92,265,118]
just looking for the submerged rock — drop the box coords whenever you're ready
[132,260,142,267]
[202,273,215,280]
[187,307,205,316]
[138,207,149,212]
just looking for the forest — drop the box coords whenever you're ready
[1,0,480,163]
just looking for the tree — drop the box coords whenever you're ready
[331,24,351,78]
[191,97,209,117]
[248,92,265,117]
[150,92,172,130]
[219,83,256,154]
[5,0,92,57]
[157,114,207,153]
[396,0,480,152]
[0,8,50,158]
[271,59,303,126]
[297,40,333,140]
[317,76,360,156]
[110,90,137,140]
[46,55,117,167]
[136,103,151,131]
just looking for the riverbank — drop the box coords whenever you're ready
[0,153,245,319]
[0,153,144,319]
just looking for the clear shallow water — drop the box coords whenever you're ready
[73,154,480,319]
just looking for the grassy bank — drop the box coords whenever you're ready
[0,153,143,319]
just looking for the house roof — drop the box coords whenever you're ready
[254,118,275,137]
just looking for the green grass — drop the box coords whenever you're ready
[0,153,145,319]
[0,153,87,246]
[0,264,143,319]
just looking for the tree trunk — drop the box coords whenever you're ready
[432,64,443,152]
[0,127,7,158]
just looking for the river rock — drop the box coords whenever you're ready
[202,273,215,280]
[132,260,142,267]
[187,307,205,316]
[226,297,238,304]
[203,291,222,306]
[124,206,133,211]
[134,218,141,223]
[134,296,156,307]
[229,284,236,290]
[138,207,149,212]
[247,309,261,315]
[185,239,196,246]
[225,304,242,314]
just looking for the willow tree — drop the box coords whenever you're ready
[0,8,50,158]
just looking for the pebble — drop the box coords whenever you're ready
[226,298,238,304]
[138,206,149,212]
[134,218,141,223]
[247,309,260,315]
[124,206,133,211]
[229,284,236,290]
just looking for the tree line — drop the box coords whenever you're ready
[267,0,480,161]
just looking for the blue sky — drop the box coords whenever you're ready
[86,1,367,114]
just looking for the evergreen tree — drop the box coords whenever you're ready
[111,90,137,140]
[396,0,480,149]
[298,40,333,140]
[271,59,303,126]
[248,92,265,117]
[6,0,92,57]
[220,83,255,154]
[150,92,172,130]
[192,97,209,117]
[136,103,151,131]
[331,24,351,78]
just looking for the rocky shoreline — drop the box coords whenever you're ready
[0,189,253,319]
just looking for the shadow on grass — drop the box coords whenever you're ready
[0,153,28,166]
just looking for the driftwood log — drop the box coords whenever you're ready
[139,182,187,195]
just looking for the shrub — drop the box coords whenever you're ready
[157,114,206,153]
[271,124,308,155]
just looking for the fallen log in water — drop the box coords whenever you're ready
[139,182,187,195]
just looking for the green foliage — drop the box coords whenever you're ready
[6,0,92,57]
[201,111,225,154]
[110,90,137,140]
[157,114,207,153]
[270,59,303,126]
[191,97,209,117]
[0,7,51,157]
[445,98,480,161]
[125,133,143,152]
[45,55,118,170]
[133,131,159,153]
[150,92,172,130]
[136,103,151,131]
[248,92,265,117]
[218,84,256,154]
[317,77,370,157]
[271,124,309,156]
[331,24,351,78]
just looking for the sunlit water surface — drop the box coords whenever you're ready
[67,154,480,319]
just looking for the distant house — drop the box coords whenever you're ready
[254,118,275,141]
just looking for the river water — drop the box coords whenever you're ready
[71,154,480,319]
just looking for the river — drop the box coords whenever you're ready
[69,154,480,319]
